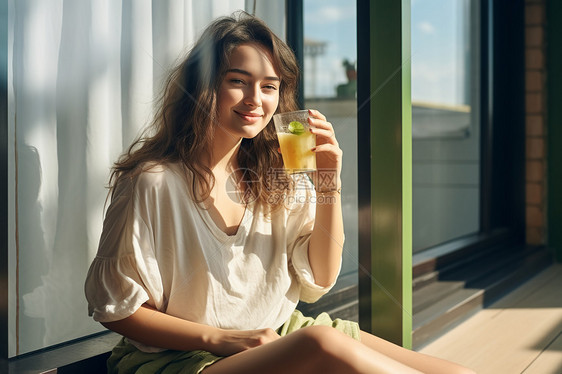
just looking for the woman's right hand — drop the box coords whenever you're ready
[209,327,281,356]
[101,304,281,356]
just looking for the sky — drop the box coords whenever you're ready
[303,0,471,105]
[304,0,356,98]
[411,0,471,106]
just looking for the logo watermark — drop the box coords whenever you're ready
[225,168,261,204]
[225,168,339,206]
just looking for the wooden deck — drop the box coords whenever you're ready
[419,263,562,374]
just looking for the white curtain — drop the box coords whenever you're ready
[5,0,289,357]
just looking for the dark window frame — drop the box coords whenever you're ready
[1,0,9,370]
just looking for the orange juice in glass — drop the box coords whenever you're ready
[273,110,316,173]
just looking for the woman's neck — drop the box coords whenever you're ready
[206,126,243,174]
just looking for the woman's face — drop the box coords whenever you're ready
[216,43,280,140]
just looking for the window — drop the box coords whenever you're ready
[411,0,480,252]
[303,0,358,297]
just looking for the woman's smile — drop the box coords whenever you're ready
[234,110,264,123]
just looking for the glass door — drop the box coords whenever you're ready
[411,0,481,253]
[302,0,359,319]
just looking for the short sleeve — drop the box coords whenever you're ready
[85,255,150,322]
[287,174,341,303]
[84,175,164,322]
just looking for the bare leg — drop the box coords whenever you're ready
[359,331,476,374]
[203,325,423,374]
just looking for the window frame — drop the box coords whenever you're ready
[412,0,526,271]
[1,0,9,368]
[358,0,526,347]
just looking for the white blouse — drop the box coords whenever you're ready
[84,162,338,351]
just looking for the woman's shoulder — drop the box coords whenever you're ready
[134,161,188,190]
[110,162,188,202]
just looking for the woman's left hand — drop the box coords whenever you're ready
[308,109,343,190]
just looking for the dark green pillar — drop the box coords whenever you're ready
[357,0,412,348]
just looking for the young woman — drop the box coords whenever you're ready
[85,12,475,374]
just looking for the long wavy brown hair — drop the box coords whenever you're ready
[110,12,299,211]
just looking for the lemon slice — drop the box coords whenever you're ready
[288,121,305,135]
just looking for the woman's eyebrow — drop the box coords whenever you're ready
[226,68,280,81]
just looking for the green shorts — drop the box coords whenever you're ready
[106,310,360,374]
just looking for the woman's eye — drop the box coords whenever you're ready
[230,79,245,85]
[263,85,278,91]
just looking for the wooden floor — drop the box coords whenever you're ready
[419,263,562,374]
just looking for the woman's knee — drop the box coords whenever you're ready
[292,325,361,371]
[296,325,343,347]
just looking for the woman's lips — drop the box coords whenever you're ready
[235,110,263,123]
